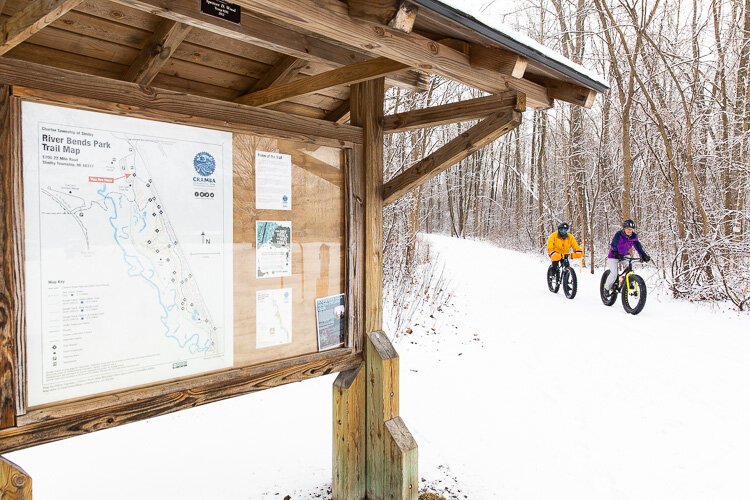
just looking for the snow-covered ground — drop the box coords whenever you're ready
[7,235,750,499]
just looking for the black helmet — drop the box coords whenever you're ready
[557,222,569,236]
[623,219,636,229]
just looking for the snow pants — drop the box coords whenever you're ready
[604,258,620,290]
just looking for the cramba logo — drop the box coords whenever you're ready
[193,152,217,184]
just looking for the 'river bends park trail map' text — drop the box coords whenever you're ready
[22,102,234,407]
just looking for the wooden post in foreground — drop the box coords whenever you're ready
[367,331,417,499]
[0,456,32,499]
[333,365,366,499]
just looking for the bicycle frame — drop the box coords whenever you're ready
[614,257,641,293]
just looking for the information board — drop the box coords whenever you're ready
[22,102,234,406]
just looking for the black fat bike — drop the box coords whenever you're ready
[547,256,577,299]
[599,257,647,314]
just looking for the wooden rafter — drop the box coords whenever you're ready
[230,0,554,108]
[383,110,522,204]
[0,58,363,148]
[325,100,351,124]
[347,0,400,24]
[280,142,344,187]
[124,19,192,85]
[109,0,428,92]
[383,91,519,133]
[387,1,418,33]
[235,57,408,108]
[439,39,527,78]
[246,55,307,94]
[529,76,597,108]
[470,45,528,79]
[0,0,84,56]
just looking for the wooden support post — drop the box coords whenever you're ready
[333,366,366,499]
[385,417,418,497]
[334,78,416,499]
[365,331,417,500]
[0,456,32,499]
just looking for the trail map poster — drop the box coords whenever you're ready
[22,101,234,407]
[256,288,292,348]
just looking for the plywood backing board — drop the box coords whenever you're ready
[232,134,345,366]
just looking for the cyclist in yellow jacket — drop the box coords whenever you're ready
[547,222,584,270]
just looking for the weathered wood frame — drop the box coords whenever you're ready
[0,62,366,454]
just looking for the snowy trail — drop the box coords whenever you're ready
[7,235,750,499]
[399,235,750,499]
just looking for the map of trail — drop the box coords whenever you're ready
[23,102,233,406]
[43,141,218,353]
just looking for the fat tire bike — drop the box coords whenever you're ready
[547,256,577,299]
[599,257,647,314]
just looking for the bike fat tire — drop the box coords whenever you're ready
[621,273,647,314]
[563,268,577,299]
[547,265,561,293]
[600,271,617,306]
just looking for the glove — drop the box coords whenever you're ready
[550,251,560,260]
[612,250,623,260]
[641,254,651,263]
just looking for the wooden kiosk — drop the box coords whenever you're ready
[0,1,603,498]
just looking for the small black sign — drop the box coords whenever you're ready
[201,0,241,24]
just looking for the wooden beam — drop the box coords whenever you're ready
[124,19,192,85]
[333,365,366,498]
[345,145,365,353]
[387,1,418,33]
[470,45,528,79]
[0,2,7,16]
[350,78,384,332]
[280,143,344,187]
[0,457,32,498]
[540,78,597,108]
[0,85,17,429]
[347,0,399,24]
[109,0,427,92]
[2,349,361,452]
[325,100,351,124]
[0,58,363,147]
[0,0,84,56]
[235,57,409,107]
[383,91,518,133]
[247,55,307,93]
[383,109,522,204]
[231,0,555,108]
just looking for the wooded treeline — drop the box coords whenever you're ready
[383,0,750,310]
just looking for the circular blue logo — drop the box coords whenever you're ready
[194,152,216,177]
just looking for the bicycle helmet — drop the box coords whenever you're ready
[623,219,636,229]
[557,222,569,236]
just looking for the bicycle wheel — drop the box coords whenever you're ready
[621,273,647,314]
[547,265,560,293]
[599,271,617,306]
[562,268,577,299]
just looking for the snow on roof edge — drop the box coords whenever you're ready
[419,0,609,91]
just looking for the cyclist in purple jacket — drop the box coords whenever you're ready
[603,219,651,291]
